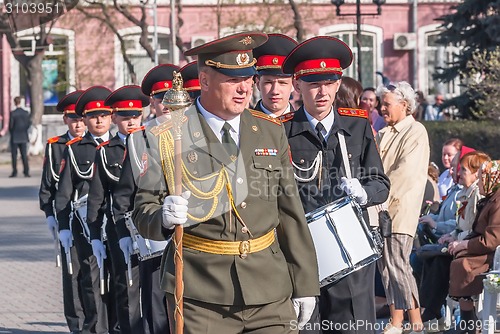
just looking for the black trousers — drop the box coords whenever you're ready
[319,263,377,334]
[106,224,143,334]
[72,221,109,334]
[60,241,85,332]
[419,255,453,317]
[140,256,169,334]
[10,142,29,175]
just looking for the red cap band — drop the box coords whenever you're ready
[183,79,200,91]
[83,100,112,114]
[294,58,342,79]
[151,81,172,95]
[256,55,286,69]
[111,100,143,109]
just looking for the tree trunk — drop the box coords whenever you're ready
[26,52,46,155]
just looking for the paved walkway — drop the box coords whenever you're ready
[0,154,69,333]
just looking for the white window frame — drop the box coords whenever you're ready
[115,26,174,88]
[10,27,76,100]
[319,24,383,87]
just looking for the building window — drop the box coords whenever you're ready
[18,34,70,113]
[425,32,462,97]
[121,32,172,85]
[329,31,377,88]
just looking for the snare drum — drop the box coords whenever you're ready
[306,196,382,288]
[125,213,169,261]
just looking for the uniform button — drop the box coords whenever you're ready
[268,164,272,169]
[237,177,243,184]
[192,170,198,175]
[241,226,248,233]
[240,202,247,209]
[348,153,352,158]
[300,159,305,164]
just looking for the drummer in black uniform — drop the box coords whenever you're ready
[180,61,201,100]
[252,33,297,118]
[281,37,390,334]
[86,85,149,334]
[112,64,179,334]
[55,86,114,334]
[39,90,86,334]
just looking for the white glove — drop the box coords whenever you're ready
[91,239,107,267]
[59,229,73,250]
[162,191,191,229]
[340,177,368,205]
[292,297,316,328]
[46,216,58,240]
[119,237,134,264]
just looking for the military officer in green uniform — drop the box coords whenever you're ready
[132,32,320,334]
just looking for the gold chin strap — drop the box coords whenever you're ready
[159,129,250,234]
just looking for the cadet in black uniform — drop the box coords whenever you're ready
[179,61,201,100]
[252,33,297,118]
[39,90,86,334]
[86,85,150,334]
[281,37,390,334]
[55,86,114,334]
[112,64,179,334]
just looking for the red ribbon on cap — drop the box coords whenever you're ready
[83,100,112,114]
[294,58,342,79]
[63,103,76,114]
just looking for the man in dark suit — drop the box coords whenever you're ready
[132,32,320,334]
[9,96,31,177]
[281,36,390,334]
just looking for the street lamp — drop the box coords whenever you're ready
[331,0,385,84]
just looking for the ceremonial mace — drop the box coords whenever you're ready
[162,72,193,334]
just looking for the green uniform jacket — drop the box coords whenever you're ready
[132,105,320,306]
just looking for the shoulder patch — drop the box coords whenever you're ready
[66,137,83,146]
[128,125,146,134]
[338,108,369,119]
[47,136,60,144]
[96,140,110,150]
[278,112,295,123]
[249,109,282,126]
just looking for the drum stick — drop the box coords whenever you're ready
[54,231,61,268]
[65,248,73,275]
[99,258,105,295]
[127,256,133,286]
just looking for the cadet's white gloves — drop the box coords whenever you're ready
[59,229,73,250]
[91,239,107,267]
[162,191,191,230]
[119,237,134,264]
[46,216,58,239]
[340,177,368,205]
[292,297,316,328]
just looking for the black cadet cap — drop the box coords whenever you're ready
[56,90,84,119]
[105,85,150,117]
[253,33,298,77]
[141,64,180,99]
[75,86,113,117]
[184,31,268,77]
[282,36,353,82]
[180,61,201,99]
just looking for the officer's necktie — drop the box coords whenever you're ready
[221,122,238,157]
[95,138,104,144]
[315,122,327,148]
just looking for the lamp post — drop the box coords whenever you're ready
[331,0,385,84]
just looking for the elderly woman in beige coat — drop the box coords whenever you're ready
[376,82,430,334]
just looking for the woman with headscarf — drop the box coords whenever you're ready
[447,160,500,333]
[418,151,490,331]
